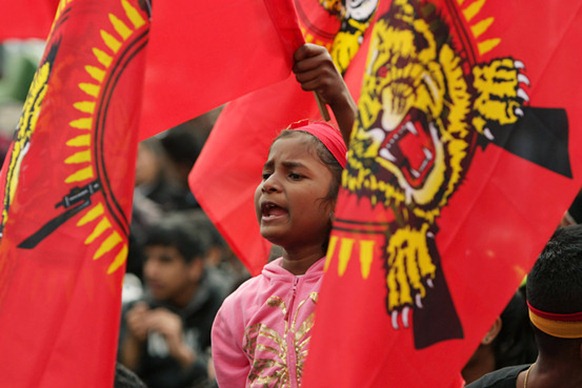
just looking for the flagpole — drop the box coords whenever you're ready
[314,92,330,121]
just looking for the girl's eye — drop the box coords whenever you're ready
[289,173,302,180]
[262,172,272,180]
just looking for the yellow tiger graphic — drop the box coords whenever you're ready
[345,0,528,342]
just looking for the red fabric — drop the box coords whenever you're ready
[0,0,58,41]
[288,120,347,168]
[189,0,349,276]
[527,302,582,322]
[139,0,304,140]
[0,0,148,385]
[302,0,582,386]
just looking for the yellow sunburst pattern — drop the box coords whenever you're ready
[326,235,376,279]
[62,0,146,274]
[456,0,500,55]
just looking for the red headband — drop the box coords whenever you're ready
[287,119,347,168]
[527,301,582,322]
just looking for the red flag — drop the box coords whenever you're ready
[302,0,582,386]
[0,0,58,41]
[0,0,149,385]
[138,0,304,140]
[188,0,377,275]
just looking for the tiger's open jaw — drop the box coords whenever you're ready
[372,108,437,188]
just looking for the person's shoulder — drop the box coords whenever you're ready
[466,364,530,388]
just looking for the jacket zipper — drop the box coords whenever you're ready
[286,277,300,387]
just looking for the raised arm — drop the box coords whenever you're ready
[293,43,357,147]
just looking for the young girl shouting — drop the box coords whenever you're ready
[211,44,355,387]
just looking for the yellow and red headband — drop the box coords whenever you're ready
[528,301,582,339]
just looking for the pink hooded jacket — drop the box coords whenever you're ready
[211,257,325,388]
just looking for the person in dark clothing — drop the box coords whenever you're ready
[135,138,187,212]
[118,213,227,388]
[462,290,537,384]
[468,225,582,387]
[127,137,184,280]
[114,363,147,388]
[160,128,202,210]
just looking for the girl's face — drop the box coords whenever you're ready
[254,133,335,255]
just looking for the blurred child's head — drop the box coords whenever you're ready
[135,138,166,188]
[142,213,207,306]
[254,121,346,254]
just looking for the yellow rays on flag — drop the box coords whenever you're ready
[326,236,376,279]
[65,0,146,274]
[457,0,500,55]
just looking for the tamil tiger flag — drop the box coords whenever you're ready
[0,0,307,384]
[0,0,303,387]
[302,0,582,386]
[0,0,149,385]
[189,0,377,275]
[0,0,58,41]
